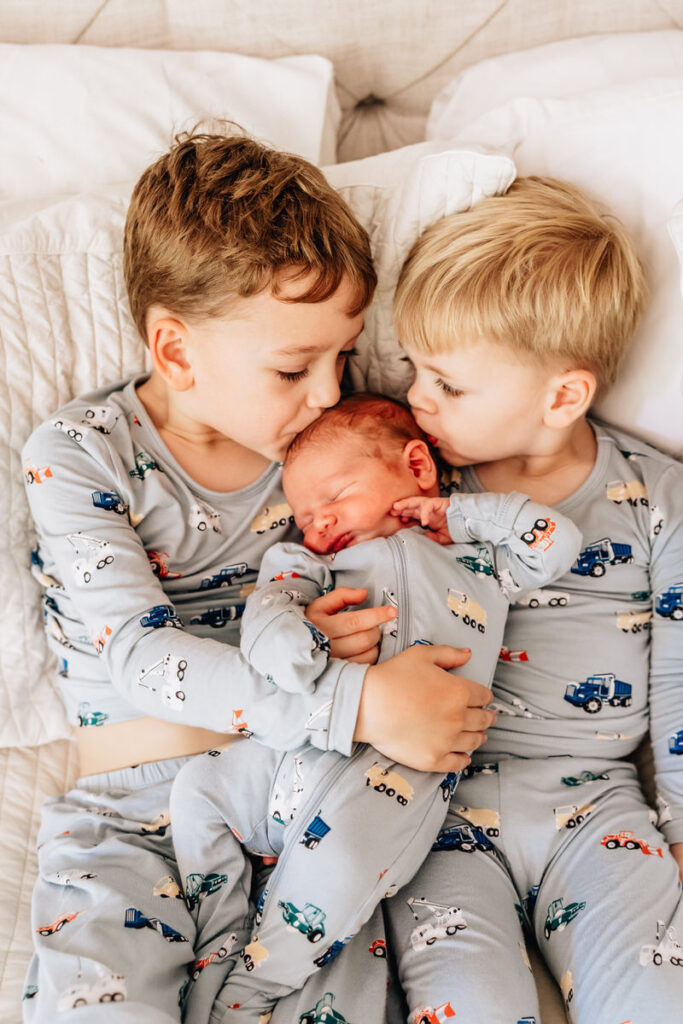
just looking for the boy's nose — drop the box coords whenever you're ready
[306,375,341,411]
[407,380,433,414]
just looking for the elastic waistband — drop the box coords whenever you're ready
[76,753,196,793]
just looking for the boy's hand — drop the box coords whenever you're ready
[306,587,396,665]
[355,644,496,773]
[391,496,453,545]
[671,842,683,883]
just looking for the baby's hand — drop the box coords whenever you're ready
[391,496,452,545]
[306,587,396,665]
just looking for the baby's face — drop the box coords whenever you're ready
[283,437,423,554]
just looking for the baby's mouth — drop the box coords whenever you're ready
[330,532,353,553]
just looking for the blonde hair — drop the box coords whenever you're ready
[393,176,648,397]
[124,129,376,341]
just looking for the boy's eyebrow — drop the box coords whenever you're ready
[274,329,364,357]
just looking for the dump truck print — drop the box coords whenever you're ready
[564,673,632,712]
[190,605,245,627]
[601,831,663,856]
[365,762,414,805]
[124,907,187,942]
[640,920,683,966]
[314,937,352,968]
[655,584,683,620]
[616,609,652,633]
[57,972,126,1011]
[447,588,486,633]
[520,517,556,551]
[554,803,595,830]
[462,761,498,779]
[606,479,648,506]
[407,897,467,951]
[571,539,633,577]
[140,604,182,629]
[188,501,221,533]
[251,503,295,533]
[543,897,586,939]
[300,813,330,849]
[455,805,500,836]
[440,772,459,801]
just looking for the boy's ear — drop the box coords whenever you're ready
[402,439,438,492]
[544,368,596,429]
[146,311,194,392]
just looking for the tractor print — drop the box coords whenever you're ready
[411,1002,456,1024]
[521,517,556,550]
[543,897,586,939]
[601,831,663,857]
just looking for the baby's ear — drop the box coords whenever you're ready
[403,439,438,492]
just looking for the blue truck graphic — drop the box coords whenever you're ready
[91,490,127,514]
[300,813,330,850]
[571,538,633,577]
[564,673,632,713]
[440,772,460,801]
[432,823,494,853]
[200,564,250,590]
[303,620,331,654]
[313,937,351,968]
[124,907,187,942]
[655,584,683,620]
[190,605,245,628]
[669,730,683,755]
[139,605,182,629]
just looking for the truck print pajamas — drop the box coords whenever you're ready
[169,492,581,1024]
[383,422,683,1024]
[21,376,369,1023]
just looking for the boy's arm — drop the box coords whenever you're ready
[648,463,683,853]
[445,492,583,594]
[240,543,335,694]
[23,426,366,755]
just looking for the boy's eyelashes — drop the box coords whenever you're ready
[435,377,464,398]
[275,348,357,384]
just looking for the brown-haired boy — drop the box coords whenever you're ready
[387,176,683,1023]
[21,131,492,1021]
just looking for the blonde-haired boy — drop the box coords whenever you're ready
[21,131,491,1022]
[387,176,683,1023]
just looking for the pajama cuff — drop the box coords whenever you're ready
[325,660,367,757]
[446,491,529,543]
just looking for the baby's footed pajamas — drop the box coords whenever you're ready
[170,492,582,1023]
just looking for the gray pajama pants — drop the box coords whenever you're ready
[23,756,200,1023]
[169,738,454,1024]
[384,755,683,1024]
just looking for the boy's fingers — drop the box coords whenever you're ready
[325,604,397,638]
[329,628,382,658]
[434,753,471,774]
[309,587,368,616]
[345,645,380,665]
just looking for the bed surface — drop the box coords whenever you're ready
[2,2,681,1020]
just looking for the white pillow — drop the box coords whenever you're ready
[429,76,683,458]
[0,142,515,748]
[427,29,683,140]
[0,43,339,204]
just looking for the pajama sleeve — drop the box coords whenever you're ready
[22,426,365,756]
[240,543,336,694]
[647,463,683,845]
[446,492,583,596]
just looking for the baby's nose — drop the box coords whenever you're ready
[305,512,337,553]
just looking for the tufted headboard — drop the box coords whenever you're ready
[1,0,680,163]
